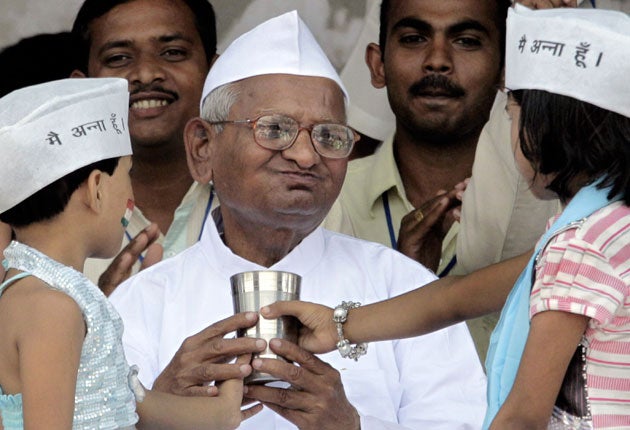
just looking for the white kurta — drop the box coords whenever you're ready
[110,217,487,429]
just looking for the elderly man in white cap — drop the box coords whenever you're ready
[109,11,487,429]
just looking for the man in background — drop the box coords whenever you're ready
[71,0,220,294]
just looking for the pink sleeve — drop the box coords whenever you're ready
[530,237,626,326]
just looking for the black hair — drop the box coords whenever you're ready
[378,0,511,65]
[0,32,80,97]
[0,158,120,228]
[512,89,630,204]
[71,0,217,72]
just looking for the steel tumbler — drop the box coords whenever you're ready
[230,270,301,385]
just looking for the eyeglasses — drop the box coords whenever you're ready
[206,114,358,159]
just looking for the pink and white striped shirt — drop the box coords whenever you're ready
[530,200,630,428]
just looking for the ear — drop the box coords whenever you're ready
[365,43,386,89]
[70,69,87,78]
[85,169,105,213]
[185,117,214,184]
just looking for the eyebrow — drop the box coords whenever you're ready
[96,32,193,55]
[391,17,491,38]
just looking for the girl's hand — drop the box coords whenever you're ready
[261,301,338,354]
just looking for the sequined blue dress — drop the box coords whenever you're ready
[0,241,138,429]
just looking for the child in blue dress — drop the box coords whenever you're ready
[0,78,259,429]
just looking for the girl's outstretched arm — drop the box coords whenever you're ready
[263,251,531,353]
[136,354,262,430]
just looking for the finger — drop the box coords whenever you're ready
[240,402,264,421]
[140,242,163,271]
[455,177,470,191]
[245,382,310,410]
[97,224,162,294]
[267,339,330,377]
[193,312,260,342]
[261,300,328,324]
[261,401,307,428]
[124,223,161,260]
[418,191,449,213]
[196,337,267,365]
[205,362,251,381]
[97,252,134,296]
[416,197,450,230]
[173,383,224,397]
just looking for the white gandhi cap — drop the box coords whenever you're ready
[200,10,348,112]
[0,77,132,213]
[505,4,630,117]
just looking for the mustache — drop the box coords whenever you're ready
[129,83,179,100]
[409,75,465,98]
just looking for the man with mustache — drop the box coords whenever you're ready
[70,0,220,295]
[325,0,510,279]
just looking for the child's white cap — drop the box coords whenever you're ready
[200,10,348,112]
[506,4,630,117]
[0,77,132,213]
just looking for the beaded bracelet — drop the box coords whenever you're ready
[333,301,368,361]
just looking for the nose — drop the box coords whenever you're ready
[281,128,320,169]
[422,36,453,74]
[127,54,166,85]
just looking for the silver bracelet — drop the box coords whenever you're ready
[333,301,368,361]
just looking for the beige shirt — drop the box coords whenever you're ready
[323,136,458,276]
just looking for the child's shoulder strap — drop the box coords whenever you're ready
[0,272,32,296]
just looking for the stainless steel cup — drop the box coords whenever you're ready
[230,270,301,385]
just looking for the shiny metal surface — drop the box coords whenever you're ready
[231,270,301,385]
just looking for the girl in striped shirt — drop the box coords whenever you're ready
[261,5,630,429]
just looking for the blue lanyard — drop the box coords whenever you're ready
[381,191,456,277]
[197,188,214,241]
[382,191,398,249]
[124,187,214,263]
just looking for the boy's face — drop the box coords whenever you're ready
[83,0,210,151]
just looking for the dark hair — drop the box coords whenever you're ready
[71,0,217,72]
[378,0,511,65]
[0,32,80,97]
[0,158,120,228]
[512,89,630,204]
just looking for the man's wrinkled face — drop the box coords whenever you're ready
[208,74,348,233]
[86,0,209,149]
[381,0,502,143]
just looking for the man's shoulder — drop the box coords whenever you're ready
[321,228,433,269]
[345,136,395,178]
[112,242,204,301]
